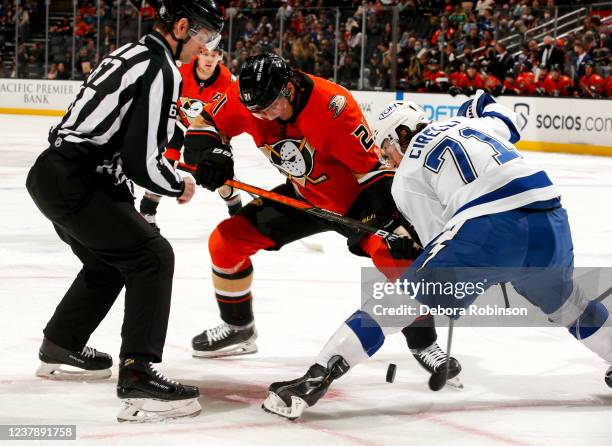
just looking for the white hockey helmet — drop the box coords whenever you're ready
[373,101,429,167]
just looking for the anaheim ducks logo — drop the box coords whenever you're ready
[328,95,347,119]
[260,138,328,187]
[179,97,205,124]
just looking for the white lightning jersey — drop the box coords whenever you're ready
[391,102,560,247]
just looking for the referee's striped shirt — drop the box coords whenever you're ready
[50,31,184,197]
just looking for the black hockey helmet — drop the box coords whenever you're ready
[147,0,223,49]
[238,54,293,111]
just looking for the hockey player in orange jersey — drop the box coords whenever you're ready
[578,62,605,98]
[139,42,240,227]
[183,53,462,385]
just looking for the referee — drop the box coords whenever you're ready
[26,0,222,422]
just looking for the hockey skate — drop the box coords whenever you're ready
[412,342,463,390]
[36,338,112,380]
[262,355,349,420]
[116,359,201,422]
[192,322,257,358]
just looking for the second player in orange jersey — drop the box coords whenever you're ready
[139,44,240,227]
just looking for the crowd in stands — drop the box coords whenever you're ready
[224,0,612,98]
[1,0,610,98]
[0,0,151,79]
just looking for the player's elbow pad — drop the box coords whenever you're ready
[458,90,521,143]
[183,127,224,165]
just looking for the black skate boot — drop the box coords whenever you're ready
[262,355,349,420]
[412,342,463,390]
[116,359,201,422]
[606,366,612,388]
[36,337,112,380]
[192,322,257,358]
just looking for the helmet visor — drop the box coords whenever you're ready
[188,27,222,51]
[245,92,281,113]
[380,138,405,168]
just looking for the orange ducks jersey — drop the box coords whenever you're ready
[164,59,234,161]
[177,59,234,128]
[203,72,384,215]
[579,73,604,96]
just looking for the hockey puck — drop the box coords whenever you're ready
[386,364,397,383]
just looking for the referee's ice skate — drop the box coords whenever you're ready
[116,359,201,423]
[412,342,463,390]
[192,322,257,358]
[36,338,112,380]
[262,355,349,420]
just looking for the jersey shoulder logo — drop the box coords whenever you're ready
[328,95,347,119]
[179,97,204,120]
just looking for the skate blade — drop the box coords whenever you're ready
[36,362,111,381]
[261,391,307,421]
[447,376,464,390]
[192,341,257,358]
[117,398,201,423]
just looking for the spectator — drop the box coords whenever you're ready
[572,40,591,83]
[17,4,30,42]
[537,35,564,71]
[56,62,69,80]
[449,5,468,27]
[475,0,495,16]
[76,47,94,79]
[75,13,92,38]
[337,52,360,89]
[47,63,58,80]
[277,0,293,28]
[491,41,515,81]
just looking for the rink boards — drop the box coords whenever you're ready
[0,77,611,156]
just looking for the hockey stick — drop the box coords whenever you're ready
[177,161,403,243]
[500,282,510,308]
[237,178,324,254]
[596,285,612,303]
[428,318,455,391]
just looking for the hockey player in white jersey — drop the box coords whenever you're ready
[262,90,612,420]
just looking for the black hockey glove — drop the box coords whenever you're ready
[385,230,423,260]
[194,145,234,191]
[380,216,423,260]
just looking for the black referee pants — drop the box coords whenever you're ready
[26,148,175,363]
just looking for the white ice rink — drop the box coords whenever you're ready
[1,114,612,446]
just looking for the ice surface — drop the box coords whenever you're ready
[1,115,611,446]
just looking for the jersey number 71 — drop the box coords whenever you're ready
[424,128,520,184]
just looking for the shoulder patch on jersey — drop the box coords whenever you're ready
[328,95,347,119]
[179,97,204,119]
